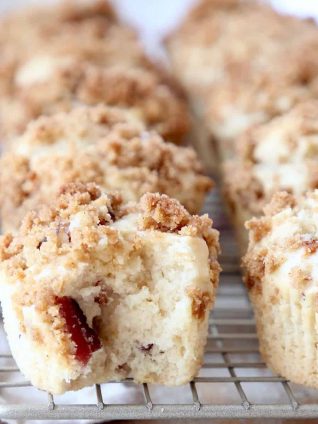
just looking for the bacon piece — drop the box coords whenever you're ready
[56,296,101,364]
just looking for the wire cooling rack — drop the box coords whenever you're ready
[1,190,318,420]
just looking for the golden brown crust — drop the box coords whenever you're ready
[0,106,211,233]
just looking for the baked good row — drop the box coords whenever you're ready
[0,0,219,395]
[2,0,318,396]
[166,0,318,389]
[0,104,218,395]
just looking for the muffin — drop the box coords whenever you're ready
[0,28,150,98]
[223,101,318,253]
[243,190,318,388]
[0,1,189,145]
[0,182,220,394]
[0,0,149,94]
[0,59,189,145]
[0,105,212,233]
[166,0,318,162]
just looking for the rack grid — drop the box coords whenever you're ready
[1,191,318,420]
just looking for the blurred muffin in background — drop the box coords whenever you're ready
[166,0,318,162]
[223,100,318,252]
[0,59,190,146]
[0,105,212,233]
[0,0,116,44]
[0,0,190,145]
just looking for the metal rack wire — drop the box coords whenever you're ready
[1,190,318,420]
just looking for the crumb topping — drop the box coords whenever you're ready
[223,101,318,216]
[243,190,318,296]
[186,287,213,320]
[139,193,195,233]
[0,105,211,233]
[139,192,220,275]
[139,192,212,238]
[0,0,149,92]
[0,60,190,144]
[0,1,190,144]
[0,1,132,66]
[238,101,318,164]
[0,182,220,309]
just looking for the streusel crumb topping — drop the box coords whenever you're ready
[243,190,318,294]
[224,101,318,216]
[167,0,318,143]
[0,60,190,144]
[0,105,211,232]
[0,182,220,286]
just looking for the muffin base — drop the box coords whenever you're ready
[250,282,318,388]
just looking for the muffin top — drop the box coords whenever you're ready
[224,101,318,215]
[0,105,211,232]
[0,182,220,289]
[0,1,190,144]
[167,0,318,140]
[0,59,190,144]
[243,190,318,294]
[0,1,154,132]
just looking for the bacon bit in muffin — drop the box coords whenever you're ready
[56,296,101,365]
